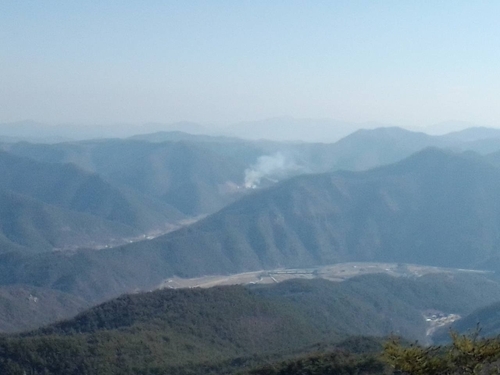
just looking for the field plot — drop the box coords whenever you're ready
[158,262,492,290]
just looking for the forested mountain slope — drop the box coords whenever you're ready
[0,189,141,253]
[1,140,247,216]
[108,147,500,275]
[6,126,500,219]
[433,299,500,342]
[2,148,500,300]
[0,151,179,229]
[0,285,88,333]
[1,273,500,374]
[0,151,183,253]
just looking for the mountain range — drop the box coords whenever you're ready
[2,127,500,324]
[2,147,500,304]
[3,124,500,372]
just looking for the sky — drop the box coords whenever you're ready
[1,1,500,128]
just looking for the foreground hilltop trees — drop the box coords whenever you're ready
[2,275,500,374]
[248,331,500,375]
[384,330,500,375]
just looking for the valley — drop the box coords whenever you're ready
[77,214,207,251]
[5,4,500,372]
[3,126,500,373]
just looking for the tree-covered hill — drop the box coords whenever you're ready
[1,139,247,216]
[6,126,500,219]
[0,189,140,254]
[1,273,500,374]
[0,285,88,333]
[102,147,500,274]
[0,151,184,253]
[3,148,500,300]
[433,300,500,343]
[136,147,500,272]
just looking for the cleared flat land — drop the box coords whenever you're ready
[158,262,492,290]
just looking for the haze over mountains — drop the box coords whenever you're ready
[1,118,497,143]
[5,145,500,303]
[1,125,500,298]
[3,122,500,373]
[6,0,500,371]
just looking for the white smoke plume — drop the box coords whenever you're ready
[244,152,298,189]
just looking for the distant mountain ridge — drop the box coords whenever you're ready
[6,125,500,210]
[1,140,247,216]
[0,120,210,141]
[223,117,388,142]
[3,127,500,300]
[2,148,500,302]
[111,147,500,274]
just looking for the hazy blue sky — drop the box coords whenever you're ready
[1,1,500,127]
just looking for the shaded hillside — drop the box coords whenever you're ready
[0,151,180,230]
[2,148,500,299]
[107,141,244,215]
[205,126,463,175]
[485,148,500,168]
[456,138,500,155]
[0,286,88,333]
[321,127,448,171]
[127,127,439,174]
[130,127,500,173]
[1,274,500,374]
[103,147,500,276]
[433,300,500,342]
[2,140,246,216]
[199,126,500,175]
[5,127,500,219]
[0,151,184,253]
[448,127,500,155]
[0,189,146,254]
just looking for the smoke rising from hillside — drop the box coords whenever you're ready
[244,153,298,188]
